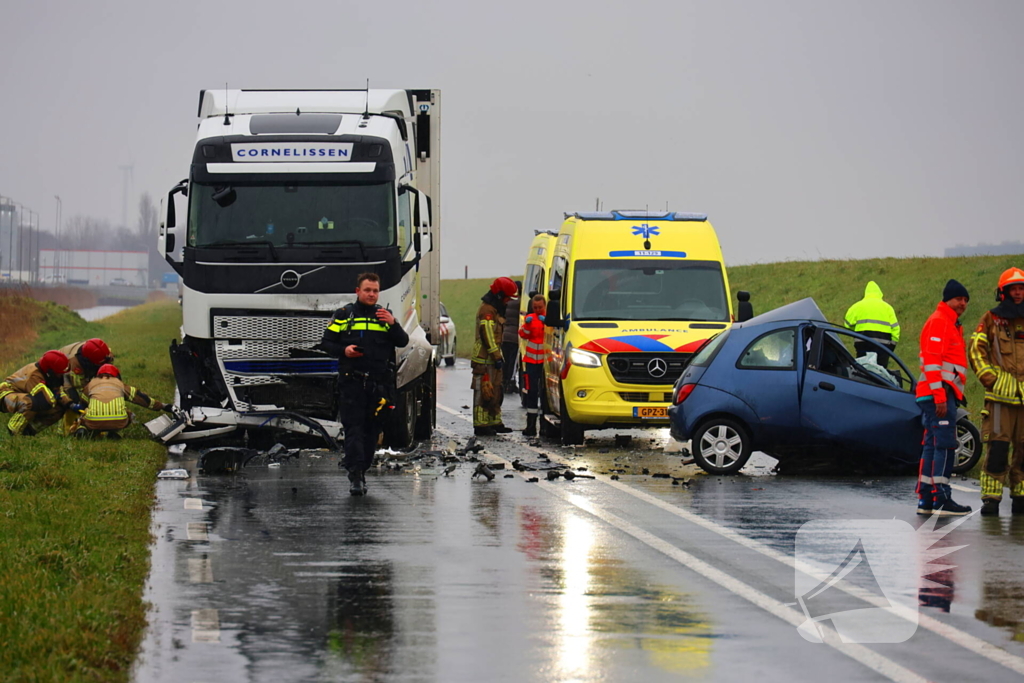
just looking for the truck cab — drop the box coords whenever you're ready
[542,210,734,444]
[153,89,440,450]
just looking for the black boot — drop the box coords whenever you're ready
[1012,498,1024,515]
[493,424,513,434]
[474,426,496,437]
[349,473,366,496]
[523,414,538,437]
[981,499,1000,516]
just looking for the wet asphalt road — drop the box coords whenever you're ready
[133,361,1024,682]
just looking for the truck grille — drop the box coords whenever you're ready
[212,314,331,340]
[607,353,690,385]
[619,392,674,403]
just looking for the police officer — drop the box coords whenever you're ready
[844,281,900,368]
[319,273,409,496]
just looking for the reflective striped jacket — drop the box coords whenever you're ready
[0,362,62,412]
[916,301,968,403]
[319,302,409,378]
[82,377,162,424]
[471,302,504,365]
[843,281,900,343]
[519,313,546,364]
[968,310,1024,405]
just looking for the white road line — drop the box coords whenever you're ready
[187,523,209,541]
[188,558,214,583]
[184,498,204,510]
[436,401,1024,676]
[191,609,221,643]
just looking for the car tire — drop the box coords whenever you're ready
[559,390,585,446]
[692,418,752,475]
[952,417,982,474]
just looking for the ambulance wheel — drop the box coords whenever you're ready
[383,386,415,451]
[559,391,585,446]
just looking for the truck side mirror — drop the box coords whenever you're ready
[414,189,432,252]
[160,179,188,276]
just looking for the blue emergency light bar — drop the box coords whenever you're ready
[566,210,707,221]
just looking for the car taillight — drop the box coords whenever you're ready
[674,383,696,405]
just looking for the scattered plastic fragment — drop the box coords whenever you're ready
[157,468,189,479]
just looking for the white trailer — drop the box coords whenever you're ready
[150,88,441,450]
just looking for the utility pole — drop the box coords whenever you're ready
[119,164,134,230]
[54,195,62,281]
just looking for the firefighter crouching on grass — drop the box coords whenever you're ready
[319,272,409,496]
[69,364,173,439]
[59,338,114,434]
[0,350,69,436]
[472,277,518,436]
[519,294,546,437]
[968,267,1024,516]
[916,279,972,517]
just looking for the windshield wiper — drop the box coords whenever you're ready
[205,240,279,261]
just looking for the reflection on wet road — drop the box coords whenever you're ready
[134,361,1024,682]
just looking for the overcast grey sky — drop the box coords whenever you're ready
[1,0,1022,278]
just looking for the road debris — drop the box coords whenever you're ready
[157,468,190,479]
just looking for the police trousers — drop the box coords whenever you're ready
[338,376,391,479]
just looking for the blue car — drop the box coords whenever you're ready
[668,299,981,475]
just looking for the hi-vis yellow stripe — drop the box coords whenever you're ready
[86,397,128,422]
[327,317,389,333]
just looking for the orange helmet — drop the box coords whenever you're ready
[489,277,518,299]
[996,267,1024,301]
[97,364,120,378]
[80,338,111,365]
[39,350,69,375]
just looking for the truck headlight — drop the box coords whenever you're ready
[568,347,602,368]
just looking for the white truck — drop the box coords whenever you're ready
[150,88,440,450]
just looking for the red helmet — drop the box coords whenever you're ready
[81,338,111,365]
[39,350,69,375]
[489,276,518,299]
[997,267,1024,300]
[97,364,120,378]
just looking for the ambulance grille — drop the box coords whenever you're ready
[619,392,674,403]
[607,353,691,385]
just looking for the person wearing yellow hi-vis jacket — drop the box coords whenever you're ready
[471,277,518,436]
[69,363,173,439]
[0,350,69,436]
[968,266,1024,516]
[844,281,900,368]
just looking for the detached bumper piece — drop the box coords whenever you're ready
[145,407,342,451]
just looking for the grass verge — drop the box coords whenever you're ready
[0,299,180,682]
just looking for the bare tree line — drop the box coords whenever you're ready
[46,193,158,252]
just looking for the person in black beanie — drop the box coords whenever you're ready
[915,279,972,516]
[968,267,1024,516]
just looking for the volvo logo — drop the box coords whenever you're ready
[280,270,300,289]
[647,357,668,378]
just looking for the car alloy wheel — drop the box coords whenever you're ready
[693,418,752,475]
[952,417,982,474]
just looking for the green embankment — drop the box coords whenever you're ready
[0,299,180,682]
[442,255,1024,417]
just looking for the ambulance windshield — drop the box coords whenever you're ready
[572,259,729,322]
[188,182,395,248]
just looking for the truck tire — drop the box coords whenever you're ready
[415,368,436,440]
[383,385,416,451]
[559,390,585,446]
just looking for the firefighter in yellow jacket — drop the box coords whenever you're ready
[471,277,518,436]
[968,267,1024,516]
[69,364,173,439]
[0,350,69,436]
[59,338,113,434]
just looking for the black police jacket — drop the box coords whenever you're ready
[319,302,410,379]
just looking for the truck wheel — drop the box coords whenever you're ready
[952,417,981,474]
[692,418,752,475]
[415,368,436,440]
[383,386,415,451]
[559,391,585,446]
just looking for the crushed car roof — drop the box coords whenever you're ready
[736,298,828,328]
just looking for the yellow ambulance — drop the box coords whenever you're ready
[542,210,735,444]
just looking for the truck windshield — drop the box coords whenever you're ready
[572,259,729,322]
[187,182,395,248]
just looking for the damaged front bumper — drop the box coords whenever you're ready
[146,406,342,451]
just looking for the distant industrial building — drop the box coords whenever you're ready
[38,249,148,286]
[945,242,1024,257]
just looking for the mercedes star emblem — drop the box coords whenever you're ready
[647,357,668,378]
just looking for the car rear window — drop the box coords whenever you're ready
[688,329,730,367]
